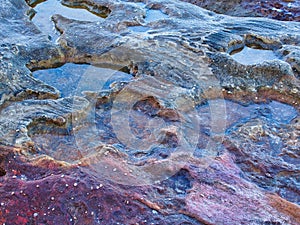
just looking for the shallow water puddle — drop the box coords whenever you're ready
[195,99,298,156]
[145,9,169,23]
[128,26,150,32]
[231,46,279,65]
[32,63,133,97]
[197,99,297,135]
[31,97,298,164]
[30,0,105,42]
[127,3,168,31]
[132,2,168,23]
[135,2,146,8]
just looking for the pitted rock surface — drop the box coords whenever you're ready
[180,0,300,22]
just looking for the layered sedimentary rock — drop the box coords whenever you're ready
[0,0,299,224]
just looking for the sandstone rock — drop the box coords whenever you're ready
[0,0,299,224]
[180,0,300,22]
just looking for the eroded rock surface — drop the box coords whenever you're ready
[0,0,300,224]
[180,0,300,22]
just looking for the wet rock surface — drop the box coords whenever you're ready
[0,0,300,224]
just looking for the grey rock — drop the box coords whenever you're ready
[0,0,300,224]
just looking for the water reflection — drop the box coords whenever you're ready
[195,99,297,150]
[30,0,105,42]
[231,46,279,65]
[32,63,133,97]
[128,26,150,32]
[145,9,169,23]
[32,97,298,163]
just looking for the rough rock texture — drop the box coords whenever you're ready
[180,0,300,22]
[0,0,300,224]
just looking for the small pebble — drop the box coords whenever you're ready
[152,210,158,214]
[291,88,298,94]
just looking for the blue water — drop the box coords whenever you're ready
[128,26,150,32]
[145,9,169,23]
[231,46,279,65]
[32,63,133,97]
[31,0,104,42]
